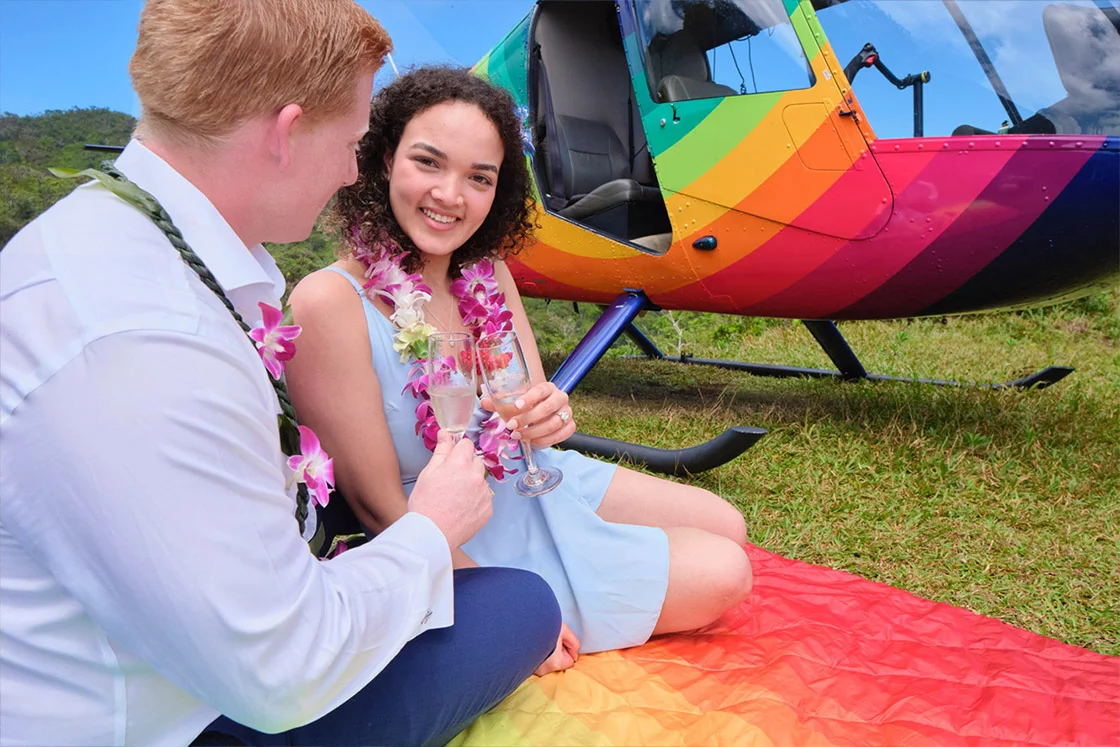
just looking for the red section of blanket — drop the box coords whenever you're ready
[678,545,1120,746]
[455,544,1118,747]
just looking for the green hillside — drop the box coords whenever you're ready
[0,107,337,289]
[0,107,135,246]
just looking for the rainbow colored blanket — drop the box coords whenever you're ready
[453,545,1118,746]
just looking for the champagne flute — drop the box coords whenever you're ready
[477,330,562,496]
[426,332,478,440]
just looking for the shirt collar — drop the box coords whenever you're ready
[114,140,287,319]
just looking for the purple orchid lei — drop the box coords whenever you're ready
[248,301,336,509]
[352,234,521,480]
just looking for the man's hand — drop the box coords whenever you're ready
[535,622,580,675]
[409,432,492,549]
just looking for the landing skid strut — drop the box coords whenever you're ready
[626,319,1074,390]
[552,291,1073,475]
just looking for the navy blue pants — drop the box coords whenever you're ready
[195,567,560,747]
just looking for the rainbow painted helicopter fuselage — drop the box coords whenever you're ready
[471,0,1119,471]
[475,0,1117,318]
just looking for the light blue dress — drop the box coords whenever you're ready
[324,267,670,653]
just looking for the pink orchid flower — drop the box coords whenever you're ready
[403,365,429,398]
[456,296,491,326]
[451,260,499,300]
[287,425,335,508]
[478,413,520,480]
[349,226,378,264]
[249,302,301,380]
[414,401,441,450]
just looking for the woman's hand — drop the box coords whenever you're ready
[481,381,576,448]
[535,622,580,676]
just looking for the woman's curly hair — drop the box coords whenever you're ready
[332,66,536,275]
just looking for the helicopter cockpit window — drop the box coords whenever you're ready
[814,0,1120,138]
[634,0,815,102]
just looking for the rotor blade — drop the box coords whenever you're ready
[943,0,1023,126]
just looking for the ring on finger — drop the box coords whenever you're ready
[557,408,571,424]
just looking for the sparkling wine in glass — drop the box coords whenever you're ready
[477,330,562,496]
[426,332,478,440]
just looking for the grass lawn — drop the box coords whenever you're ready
[525,291,1120,657]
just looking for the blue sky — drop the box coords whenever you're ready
[1,0,1109,140]
[0,0,534,117]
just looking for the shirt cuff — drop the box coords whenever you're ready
[380,512,455,633]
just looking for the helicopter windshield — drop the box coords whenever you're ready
[633,0,816,102]
[814,0,1120,137]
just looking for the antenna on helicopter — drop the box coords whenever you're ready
[386,52,400,78]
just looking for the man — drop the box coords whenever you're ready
[0,1,560,745]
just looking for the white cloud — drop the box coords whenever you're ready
[837,0,1101,116]
[641,0,685,36]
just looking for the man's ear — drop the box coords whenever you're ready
[270,103,304,169]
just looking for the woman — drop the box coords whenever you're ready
[286,67,751,674]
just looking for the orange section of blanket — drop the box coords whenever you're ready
[452,545,1119,747]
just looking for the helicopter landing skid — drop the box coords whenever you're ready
[624,319,1074,391]
[561,427,767,477]
[548,292,1072,475]
[551,291,766,475]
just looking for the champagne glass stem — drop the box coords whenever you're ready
[518,439,543,485]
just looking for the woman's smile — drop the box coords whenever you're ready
[420,207,460,227]
[387,100,504,258]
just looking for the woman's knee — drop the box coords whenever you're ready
[700,488,748,546]
[656,530,752,635]
[715,537,753,607]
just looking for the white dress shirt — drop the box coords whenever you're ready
[0,140,454,747]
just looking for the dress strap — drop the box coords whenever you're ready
[320,266,366,296]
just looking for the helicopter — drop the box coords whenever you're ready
[468,0,1120,473]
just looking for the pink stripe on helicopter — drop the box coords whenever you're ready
[666,145,1007,315]
[653,164,908,312]
[839,140,1101,319]
[745,140,1023,319]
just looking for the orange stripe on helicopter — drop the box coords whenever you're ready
[510,257,622,304]
[520,218,697,298]
[536,89,838,293]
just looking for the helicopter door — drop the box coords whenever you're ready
[529,0,674,254]
[623,0,894,243]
